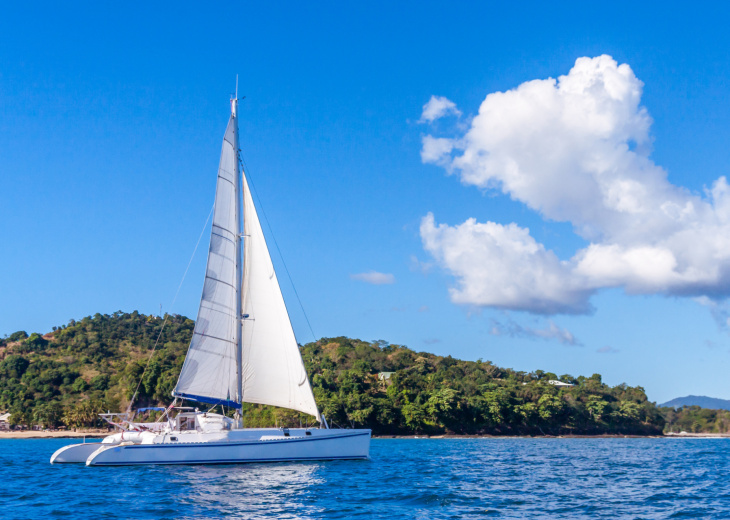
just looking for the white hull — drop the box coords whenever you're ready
[85,428,370,466]
[50,430,158,463]
[50,442,104,464]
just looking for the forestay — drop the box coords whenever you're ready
[241,171,320,421]
[174,115,241,408]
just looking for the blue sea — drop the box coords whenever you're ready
[2,438,729,519]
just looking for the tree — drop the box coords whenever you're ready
[90,374,110,392]
[71,377,89,393]
[33,402,64,429]
[0,355,30,379]
[401,398,427,431]
[480,389,508,425]
[8,406,30,428]
[538,394,565,421]
[426,388,459,426]
[616,401,640,421]
[515,402,538,425]
[23,333,49,352]
[586,395,608,421]
[7,331,28,342]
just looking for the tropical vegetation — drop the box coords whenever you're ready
[0,311,665,435]
[661,405,730,434]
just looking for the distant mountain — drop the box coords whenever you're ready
[660,395,730,411]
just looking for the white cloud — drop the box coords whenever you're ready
[421,55,730,315]
[350,271,396,285]
[419,95,462,123]
[421,213,593,314]
[420,136,455,165]
[489,318,581,346]
[597,345,620,354]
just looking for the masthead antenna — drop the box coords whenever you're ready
[231,75,240,117]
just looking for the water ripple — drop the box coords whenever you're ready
[2,438,730,519]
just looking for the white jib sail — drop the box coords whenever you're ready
[174,115,241,406]
[241,172,321,421]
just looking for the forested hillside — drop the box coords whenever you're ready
[661,406,730,433]
[0,312,665,435]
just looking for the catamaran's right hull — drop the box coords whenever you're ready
[86,430,370,466]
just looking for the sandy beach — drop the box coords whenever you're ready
[0,430,110,439]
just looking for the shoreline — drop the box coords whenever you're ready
[0,430,110,439]
[374,433,730,439]
[1,431,729,439]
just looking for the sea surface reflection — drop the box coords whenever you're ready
[3,438,730,519]
[170,462,325,519]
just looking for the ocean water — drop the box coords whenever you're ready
[2,438,729,519]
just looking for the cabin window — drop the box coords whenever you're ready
[170,437,178,442]
[305,431,312,436]
[179,417,196,431]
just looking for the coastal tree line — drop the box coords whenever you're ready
[661,405,730,433]
[0,312,665,434]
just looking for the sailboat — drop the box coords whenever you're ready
[51,94,371,465]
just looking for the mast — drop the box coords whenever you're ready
[173,98,243,409]
[175,89,320,420]
[231,95,243,409]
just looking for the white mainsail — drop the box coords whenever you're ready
[174,114,241,407]
[175,99,320,421]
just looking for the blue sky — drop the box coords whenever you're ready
[2,1,730,403]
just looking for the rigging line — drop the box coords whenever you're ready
[238,152,318,343]
[127,203,215,412]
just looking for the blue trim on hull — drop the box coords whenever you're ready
[90,455,370,466]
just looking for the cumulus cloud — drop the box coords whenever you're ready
[421,213,593,314]
[489,318,581,346]
[420,55,730,315]
[350,271,396,285]
[419,95,462,123]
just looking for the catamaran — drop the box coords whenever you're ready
[51,94,371,465]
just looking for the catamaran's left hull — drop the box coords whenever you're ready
[85,430,370,466]
[50,442,104,463]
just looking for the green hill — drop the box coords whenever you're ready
[0,311,664,435]
[661,405,730,433]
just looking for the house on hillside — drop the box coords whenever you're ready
[378,372,395,388]
[522,380,576,387]
[548,380,574,387]
[0,412,11,430]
